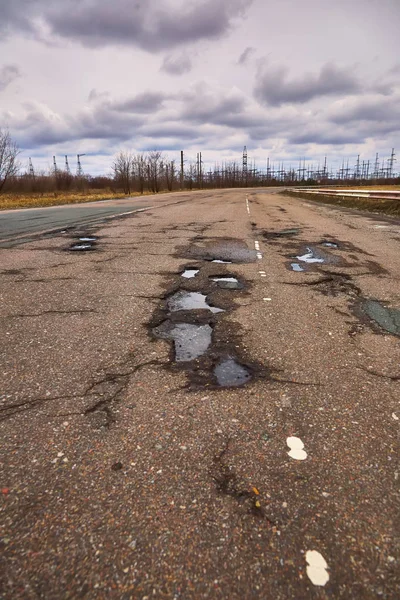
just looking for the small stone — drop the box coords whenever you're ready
[155,444,163,451]
[392,413,399,421]
[57,452,64,458]
[111,462,123,471]
[128,540,137,550]
[123,567,129,573]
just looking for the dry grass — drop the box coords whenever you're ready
[337,184,400,191]
[0,189,146,211]
[283,190,400,217]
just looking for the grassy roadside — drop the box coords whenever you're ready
[282,190,400,217]
[0,189,157,211]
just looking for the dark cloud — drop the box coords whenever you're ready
[111,92,167,114]
[328,95,400,127]
[237,47,255,65]
[0,0,253,51]
[289,129,363,146]
[254,62,361,106]
[161,54,192,76]
[0,64,21,91]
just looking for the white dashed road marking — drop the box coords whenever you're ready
[286,436,308,460]
[305,550,330,586]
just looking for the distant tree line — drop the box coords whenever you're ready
[1,128,399,196]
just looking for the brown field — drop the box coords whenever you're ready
[283,189,400,217]
[0,189,154,211]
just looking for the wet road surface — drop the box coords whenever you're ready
[0,189,399,599]
[0,196,154,248]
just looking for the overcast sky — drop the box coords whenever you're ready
[1,0,399,175]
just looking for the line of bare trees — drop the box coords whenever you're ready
[112,150,178,195]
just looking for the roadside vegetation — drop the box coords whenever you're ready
[1,127,399,211]
[282,190,400,217]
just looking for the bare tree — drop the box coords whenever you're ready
[132,153,147,194]
[112,151,133,194]
[0,128,20,192]
[148,150,163,193]
[165,160,176,191]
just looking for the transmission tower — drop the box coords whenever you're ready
[77,154,86,177]
[53,156,58,175]
[388,148,396,178]
[65,155,71,175]
[29,157,35,177]
[242,146,248,184]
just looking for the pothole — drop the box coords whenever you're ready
[78,236,98,242]
[264,228,300,239]
[69,243,96,252]
[181,269,200,279]
[290,263,305,272]
[296,247,325,264]
[362,300,400,336]
[214,358,252,387]
[154,321,212,361]
[212,259,232,264]
[186,239,257,263]
[210,276,243,290]
[321,240,338,248]
[167,291,224,314]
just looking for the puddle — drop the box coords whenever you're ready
[69,243,95,252]
[181,269,200,279]
[321,241,339,248]
[212,259,232,264]
[154,322,212,362]
[296,247,325,264]
[214,358,252,387]
[79,237,97,242]
[291,263,304,272]
[362,300,400,336]
[168,291,224,314]
[210,277,243,290]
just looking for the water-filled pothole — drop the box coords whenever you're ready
[291,263,305,272]
[181,269,200,279]
[154,321,212,361]
[79,237,97,242]
[296,247,325,264]
[210,277,243,290]
[69,243,96,252]
[362,300,400,336]
[188,240,257,263]
[168,291,224,314]
[212,259,232,264]
[214,358,252,387]
[321,241,338,248]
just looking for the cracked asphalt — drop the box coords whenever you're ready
[0,189,399,599]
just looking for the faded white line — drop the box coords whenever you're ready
[246,197,250,215]
[305,550,330,586]
[287,436,307,460]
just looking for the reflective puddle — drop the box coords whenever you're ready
[79,237,97,242]
[214,358,252,387]
[362,300,400,336]
[168,291,224,314]
[212,259,232,264]
[291,263,305,272]
[154,322,212,361]
[181,269,200,279]
[296,247,325,264]
[321,241,338,248]
[210,277,243,290]
[69,243,95,252]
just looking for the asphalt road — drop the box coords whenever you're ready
[1,189,399,599]
[0,197,154,248]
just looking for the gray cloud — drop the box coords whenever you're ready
[254,62,361,106]
[0,0,253,51]
[0,64,21,91]
[161,54,193,76]
[237,46,255,65]
[328,94,400,127]
[111,92,167,114]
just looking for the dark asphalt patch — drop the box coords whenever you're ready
[180,238,257,263]
[360,299,400,337]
